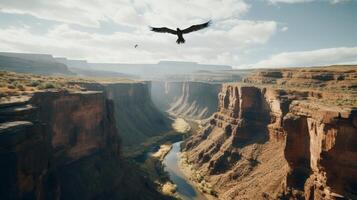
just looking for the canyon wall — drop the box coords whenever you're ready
[283,102,357,200]
[0,90,172,200]
[80,82,172,147]
[183,84,357,200]
[151,81,220,119]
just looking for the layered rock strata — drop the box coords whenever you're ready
[79,82,172,147]
[183,84,357,200]
[151,81,220,119]
[0,91,171,200]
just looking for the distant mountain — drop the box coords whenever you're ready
[54,57,92,70]
[0,52,233,79]
[69,67,138,79]
[0,52,55,62]
[54,55,233,79]
[0,52,74,75]
[55,57,140,79]
[89,61,232,78]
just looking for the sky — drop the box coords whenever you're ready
[0,0,356,68]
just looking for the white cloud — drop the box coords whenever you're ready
[238,47,357,68]
[268,0,350,4]
[269,0,313,3]
[0,0,280,65]
[281,26,288,32]
[0,20,277,64]
[0,0,250,28]
[6,0,353,67]
[330,0,351,4]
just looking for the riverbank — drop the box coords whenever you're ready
[135,117,210,200]
[172,118,191,133]
[153,144,181,197]
[175,118,218,199]
[152,144,173,161]
[136,117,192,199]
[140,143,180,198]
[164,117,214,200]
[179,152,218,200]
[163,142,207,200]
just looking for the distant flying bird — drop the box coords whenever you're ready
[134,44,138,48]
[150,20,211,44]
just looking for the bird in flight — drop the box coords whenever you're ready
[150,20,211,44]
[134,44,138,48]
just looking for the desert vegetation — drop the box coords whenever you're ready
[0,71,137,101]
[0,71,90,97]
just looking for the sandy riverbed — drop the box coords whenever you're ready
[172,117,191,133]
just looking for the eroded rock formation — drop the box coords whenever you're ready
[0,90,172,200]
[151,81,220,119]
[183,84,357,200]
[79,82,172,147]
[283,102,357,200]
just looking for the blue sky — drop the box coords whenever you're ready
[0,0,356,68]
[243,0,357,65]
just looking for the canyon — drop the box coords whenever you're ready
[0,82,174,199]
[182,66,357,200]
[0,65,356,200]
[77,82,173,148]
[151,81,220,120]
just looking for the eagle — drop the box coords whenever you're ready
[150,20,211,44]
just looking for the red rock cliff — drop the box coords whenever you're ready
[283,101,357,199]
[79,82,172,147]
[0,91,118,199]
[183,84,357,200]
[151,81,220,119]
[0,90,171,200]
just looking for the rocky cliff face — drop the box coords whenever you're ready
[151,81,220,119]
[0,91,171,200]
[244,66,357,91]
[283,102,357,200]
[80,82,172,147]
[183,84,357,200]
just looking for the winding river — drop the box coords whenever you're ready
[163,141,207,200]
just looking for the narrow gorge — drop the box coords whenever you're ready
[0,80,181,200]
[182,67,357,200]
[0,66,356,200]
[151,81,220,120]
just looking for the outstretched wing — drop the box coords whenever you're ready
[182,21,211,34]
[150,27,177,35]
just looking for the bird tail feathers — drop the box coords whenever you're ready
[176,37,185,44]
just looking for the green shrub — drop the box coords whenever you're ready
[17,84,25,91]
[7,84,16,89]
[27,80,41,87]
[38,82,56,90]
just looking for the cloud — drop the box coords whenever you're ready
[0,0,250,28]
[0,0,283,65]
[280,26,288,32]
[238,46,357,68]
[329,0,351,4]
[0,20,277,64]
[267,0,350,4]
[268,0,313,3]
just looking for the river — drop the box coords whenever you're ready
[163,141,207,200]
